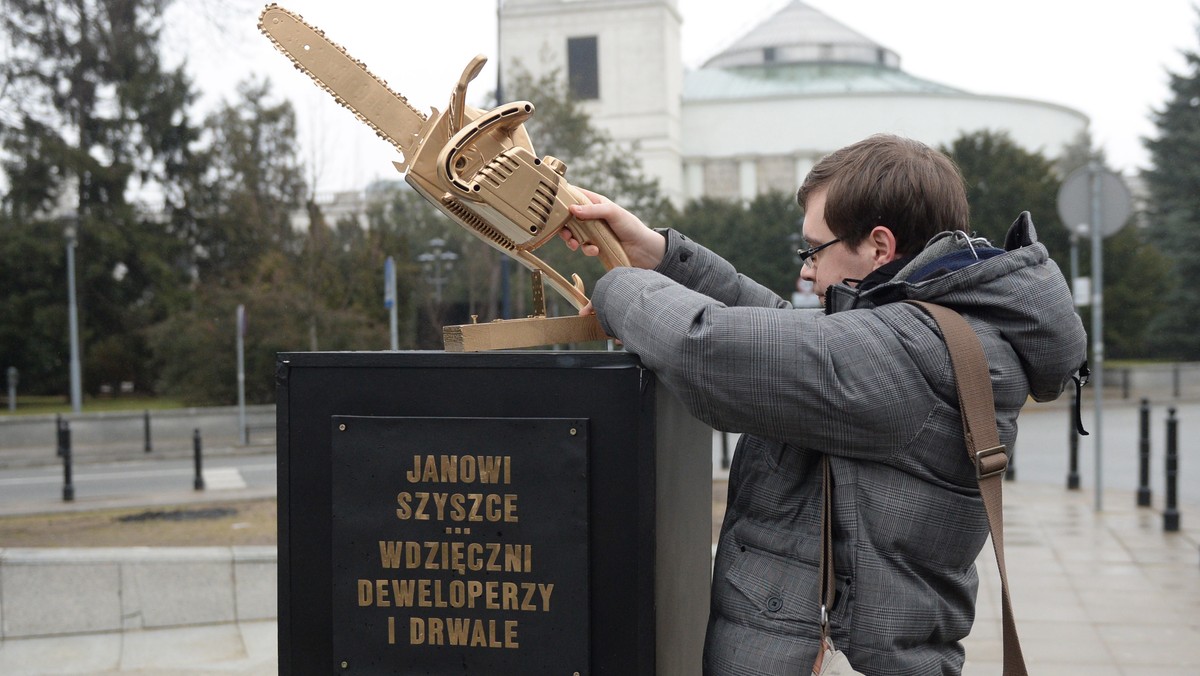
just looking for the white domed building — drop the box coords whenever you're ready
[500,0,1088,205]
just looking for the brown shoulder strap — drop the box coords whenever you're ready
[906,300,1028,676]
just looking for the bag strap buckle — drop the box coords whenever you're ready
[974,444,1008,480]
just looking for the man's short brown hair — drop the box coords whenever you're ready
[797,134,969,257]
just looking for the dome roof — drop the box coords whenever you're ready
[688,1,967,101]
[703,0,900,70]
[684,63,964,101]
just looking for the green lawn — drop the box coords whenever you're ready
[0,395,186,416]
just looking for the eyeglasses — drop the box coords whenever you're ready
[796,238,842,268]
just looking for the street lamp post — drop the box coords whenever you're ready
[417,238,459,304]
[64,224,82,413]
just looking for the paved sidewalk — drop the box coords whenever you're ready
[2,480,1195,674]
[961,483,1200,675]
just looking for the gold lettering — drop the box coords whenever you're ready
[447,616,471,645]
[478,456,503,483]
[415,618,521,648]
[505,494,519,522]
[395,492,412,519]
[415,492,431,520]
[486,581,500,610]
[538,583,554,611]
[418,579,432,608]
[405,542,421,569]
[433,579,446,608]
[467,543,483,572]
[405,454,513,485]
[450,493,466,521]
[471,619,487,647]
[424,542,439,570]
[375,579,391,607]
[521,583,537,611]
[432,492,449,520]
[388,615,396,645]
[440,454,458,483]
[505,620,519,648]
[467,493,483,521]
[450,541,465,575]
[421,455,438,483]
[392,579,416,607]
[502,581,518,609]
[450,580,465,607]
[357,579,372,606]
[485,493,502,521]
[504,544,522,572]
[486,543,501,572]
[428,617,445,645]
[379,541,402,569]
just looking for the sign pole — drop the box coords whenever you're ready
[1089,163,1105,512]
[237,304,247,445]
[385,256,398,350]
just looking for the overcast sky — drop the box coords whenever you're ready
[165,0,1199,194]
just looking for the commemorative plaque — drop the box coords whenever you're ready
[330,416,588,673]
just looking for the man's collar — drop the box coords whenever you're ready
[855,257,909,292]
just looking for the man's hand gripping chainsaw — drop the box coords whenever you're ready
[258,5,630,311]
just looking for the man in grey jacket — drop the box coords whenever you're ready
[563,134,1088,675]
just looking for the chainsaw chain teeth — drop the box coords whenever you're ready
[257,3,427,155]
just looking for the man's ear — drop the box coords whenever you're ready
[867,225,899,268]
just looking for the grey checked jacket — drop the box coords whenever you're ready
[591,215,1087,675]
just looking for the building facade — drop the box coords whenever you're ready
[499,0,1089,206]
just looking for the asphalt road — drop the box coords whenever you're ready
[0,452,275,512]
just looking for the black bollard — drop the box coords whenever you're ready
[143,409,152,453]
[720,432,730,470]
[1164,408,1180,532]
[193,428,205,491]
[1137,399,1151,507]
[1067,389,1081,490]
[61,419,75,502]
[55,413,65,457]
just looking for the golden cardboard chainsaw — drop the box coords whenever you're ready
[258,4,626,350]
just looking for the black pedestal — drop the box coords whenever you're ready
[277,351,711,675]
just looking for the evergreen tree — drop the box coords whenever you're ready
[181,78,308,288]
[945,129,1168,359]
[1142,13,1200,359]
[942,130,1067,256]
[664,193,804,299]
[0,0,197,396]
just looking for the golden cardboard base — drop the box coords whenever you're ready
[443,315,608,352]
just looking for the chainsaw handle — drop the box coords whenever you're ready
[442,101,535,194]
[562,184,632,270]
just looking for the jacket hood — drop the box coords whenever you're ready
[824,212,1087,402]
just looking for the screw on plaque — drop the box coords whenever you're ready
[338,423,346,431]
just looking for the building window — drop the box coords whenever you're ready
[567,36,599,100]
[763,47,777,63]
